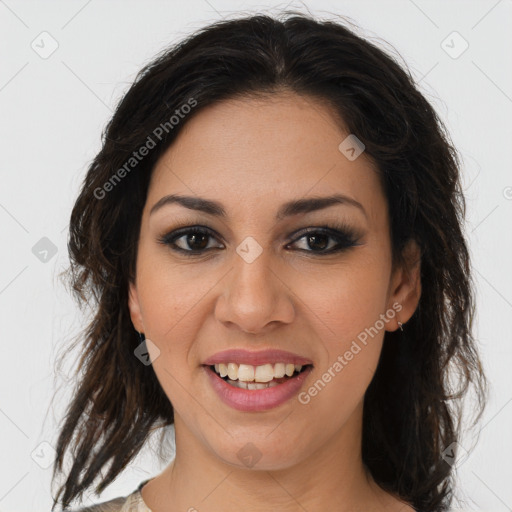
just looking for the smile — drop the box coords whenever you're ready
[203,363,313,412]
[210,362,310,389]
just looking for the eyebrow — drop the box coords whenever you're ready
[149,193,367,220]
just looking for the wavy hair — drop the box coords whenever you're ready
[50,11,487,512]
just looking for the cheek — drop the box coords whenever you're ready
[135,243,210,343]
[134,248,226,406]
[134,260,200,396]
[297,255,391,344]
[298,275,388,421]
[295,256,390,398]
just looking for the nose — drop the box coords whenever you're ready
[214,249,295,335]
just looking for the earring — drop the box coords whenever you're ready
[137,331,145,342]
[397,321,404,332]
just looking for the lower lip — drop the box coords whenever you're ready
[204,365,313,412]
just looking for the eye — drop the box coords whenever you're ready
[158,223,361,257]
[286,225,360,254]
[158,226,224,254]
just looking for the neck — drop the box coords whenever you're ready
[143,402,400,512]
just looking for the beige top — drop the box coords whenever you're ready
[72,479,422,511]
[74,479,153,512]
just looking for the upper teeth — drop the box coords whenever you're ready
[214,363,303,382]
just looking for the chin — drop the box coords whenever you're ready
[205,428,313,472]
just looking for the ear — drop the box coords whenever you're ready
[128,280,145,333]
[386,239,422,332]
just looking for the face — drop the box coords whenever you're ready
[128,92,420,471]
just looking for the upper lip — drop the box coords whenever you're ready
[203,349,313,366]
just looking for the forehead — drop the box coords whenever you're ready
[147,93,385,226]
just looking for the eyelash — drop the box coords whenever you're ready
[157,223,361,257]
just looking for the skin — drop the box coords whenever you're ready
[128,91,421,512]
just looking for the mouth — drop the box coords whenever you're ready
[202,350,314,411]
[203,349,314,411]
[206,362,313,390]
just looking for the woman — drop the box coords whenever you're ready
[50,11,487,512]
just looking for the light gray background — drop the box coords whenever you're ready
[0,1,511,511]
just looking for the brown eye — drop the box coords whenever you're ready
[287,226,360,254]
[158,226,224,255]
[177,231,210,251]
[159,224,360,257]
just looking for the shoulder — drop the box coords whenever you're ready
[67,479,152,512]
[71,495,127,512]
[70,489,151,512]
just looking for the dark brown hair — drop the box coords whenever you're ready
[50,11,487,512]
